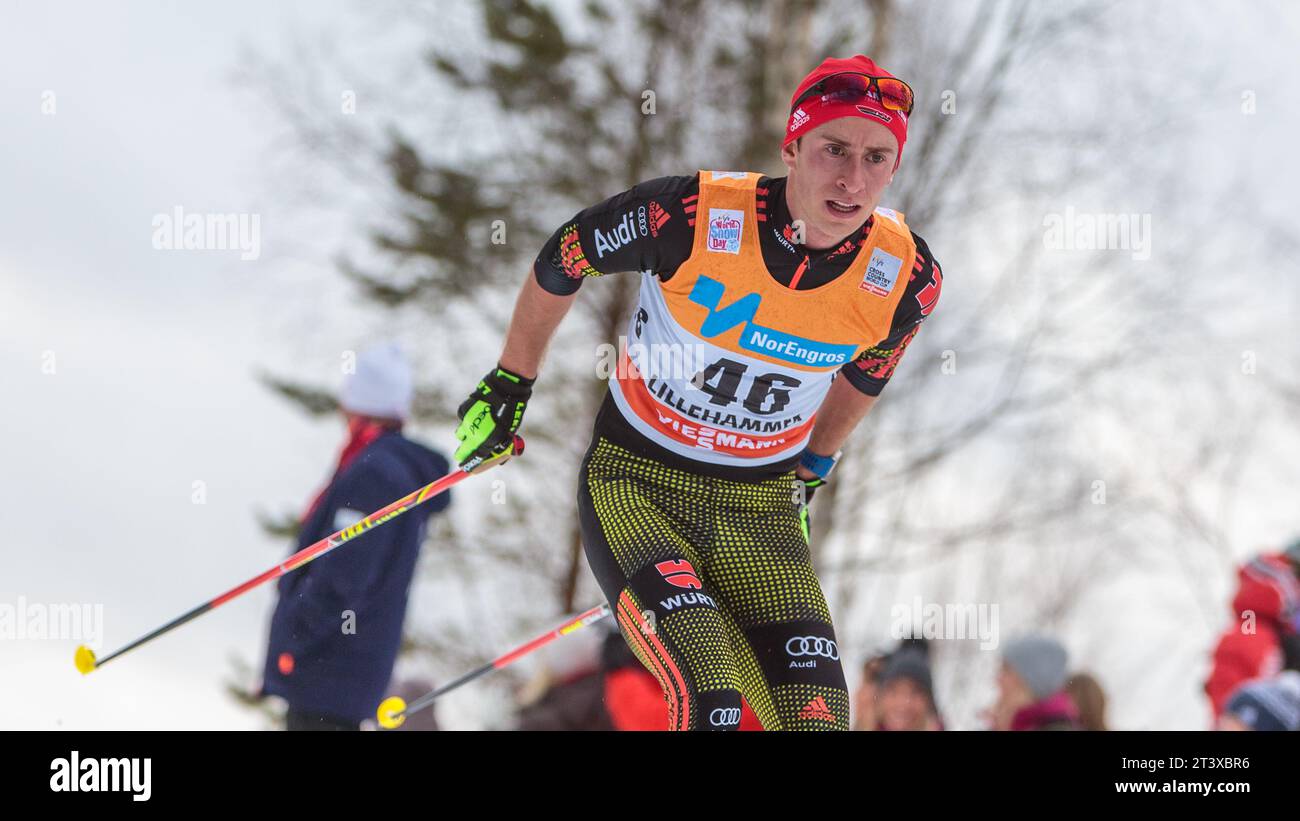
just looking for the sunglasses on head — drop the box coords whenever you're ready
[791,71,915,118]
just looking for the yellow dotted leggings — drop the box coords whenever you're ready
[578,436,849,731]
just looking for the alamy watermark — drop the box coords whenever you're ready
[1042,206,1151,261]
[0,596,104,648]
[50,751,150,801]
[889,596,1000,650]
[151,206,261,260]
[595,334,712,381]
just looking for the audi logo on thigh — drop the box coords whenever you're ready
[710,707,741,726]
[785,636,839,660]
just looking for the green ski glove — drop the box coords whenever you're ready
[454,364,534,467]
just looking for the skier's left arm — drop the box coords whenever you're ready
[798,234,942,479]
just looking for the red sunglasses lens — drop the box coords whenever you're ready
[817,73,872,103]
[876,78,914,113]
[809,73,913,115]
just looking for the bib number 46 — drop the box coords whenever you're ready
[689,357,801,415]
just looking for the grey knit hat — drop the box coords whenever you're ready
[1002,635,1069,700]
[880,648,934,703]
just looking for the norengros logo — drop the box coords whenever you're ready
[688,275,856,367]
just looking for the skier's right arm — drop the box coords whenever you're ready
[449,278,566,464]
[453,176,697,466]
[530,174,697,296]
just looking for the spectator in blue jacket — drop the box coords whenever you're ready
[261,343,451,730]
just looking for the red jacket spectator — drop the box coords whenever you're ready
[604,667,763,731]
[518,628,763,730]
[1205,553,1300,718]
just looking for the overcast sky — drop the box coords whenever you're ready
[0,0,365,730]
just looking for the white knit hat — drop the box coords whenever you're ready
[339,342,413,421]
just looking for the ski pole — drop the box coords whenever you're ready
[74,436,525,676]
[376,602,612,729]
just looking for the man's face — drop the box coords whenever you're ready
[851,676,879,728]
[996,663,1033,707]
[781,117,898,248]
[1217,714,1251,731]
[878,677,929,731]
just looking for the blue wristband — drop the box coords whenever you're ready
[799,449,841,480]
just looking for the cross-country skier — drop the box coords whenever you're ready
[454,55,943,730]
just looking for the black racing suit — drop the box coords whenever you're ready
[537,174,943,730]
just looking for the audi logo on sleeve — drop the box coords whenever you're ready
[709,707,742,727]
[786,636,839,669]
